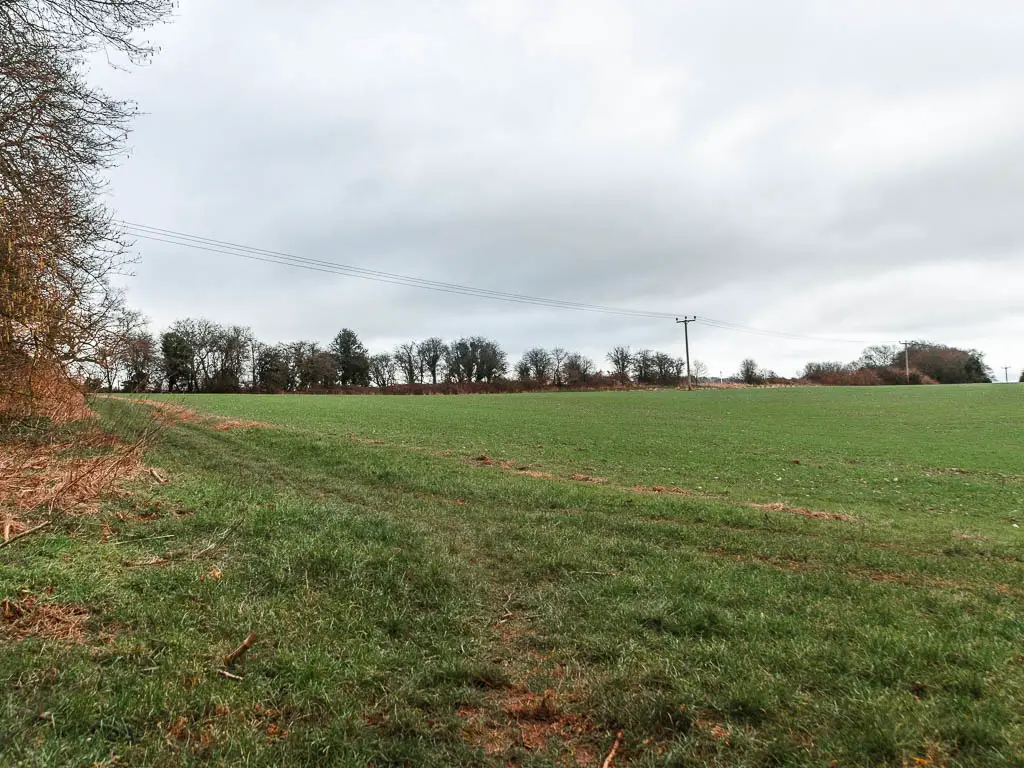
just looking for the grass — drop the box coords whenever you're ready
[1,385,1022,766]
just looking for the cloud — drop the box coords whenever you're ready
[98,0,1024,375]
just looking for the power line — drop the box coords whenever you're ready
[119,220,896,344]
[697,316,895,345]
[119,222,680,320]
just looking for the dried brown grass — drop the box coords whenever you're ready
[0,358,156,536]
[141,400,268,431]
[1,594,91,643]
[0,428,148,516]
[748,502,856,522]
[0,357,90,424]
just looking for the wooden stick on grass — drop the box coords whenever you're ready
[0,521,51,550]
[224,632,257,666]
[217,669,244,681]
[602,731,623,768]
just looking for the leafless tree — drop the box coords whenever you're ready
[417,337,445,384]
[857,344,900,370]
[562,352,595,386]
[0,0,174,415]
[91,308,145,390]
[370,353,397,389]
[651,352,676,384]
[632,349,656,384]
[515,358,532,382]
[394,342,419,384]
[521,347,554,384]
[550,347,569,386]
[691,359,708,383]
[739,358,763,385]
[606,346,632,384]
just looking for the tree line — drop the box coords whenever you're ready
[89,318,718,393]
[91,317,1001,394]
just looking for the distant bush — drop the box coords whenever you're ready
[803,361,852,383]
[812,368,884,386]
[875,367,937,386]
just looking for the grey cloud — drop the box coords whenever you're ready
[99,0,1024,376]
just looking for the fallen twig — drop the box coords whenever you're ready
[217,669,244,681]
[224,632,257,666]
[495,591,516,624]
[602,731,623,768]
[0,521,51,550]
[149,468,168,485]
[192,516,246,560]
[124,556,171,567]
[111,534,175,546]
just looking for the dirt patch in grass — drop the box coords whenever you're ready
[631,485,722,498]
[704,546,1011,595]
[348,433,385,445]
[459,686,600,764]
[708,546,812,573]
[1,594,95,644]
[952,532,989,542]
[144,401,268,431]
[458,588,610,765]
[570,474,606,484]
[853,569,963,590]
[470,455,559,480]
[519,469,554,479]
[748,502,856,522]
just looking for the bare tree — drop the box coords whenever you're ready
[417,337,445,384]
[651,352,676,385]
[370,353,398,389]
[562,353,595,386]
[521,347,554,384]
[121,330,157,392]
[551,347,569,386]
[253,344,290,393]
[1,0,174,416]
[691,359,708,384]
[739,358,762,385]
[91,308,145,390]
[474,338,507,382]
[515,358,532,382]
[394,342,420,384]
[857,344,900,370]
[607,346,632,384]
[632,349,656,384]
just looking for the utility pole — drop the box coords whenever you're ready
[676,316,696,390]
[1004,366,1011,383]
[899,340,911,383]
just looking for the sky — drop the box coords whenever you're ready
[96,0,1024,379]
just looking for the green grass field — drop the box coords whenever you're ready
[2,386,1023,766]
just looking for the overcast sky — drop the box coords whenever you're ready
[97,0,1024,378]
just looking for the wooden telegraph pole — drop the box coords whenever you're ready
[676,317,696,390]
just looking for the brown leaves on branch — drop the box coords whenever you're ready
[1,0,174,410]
